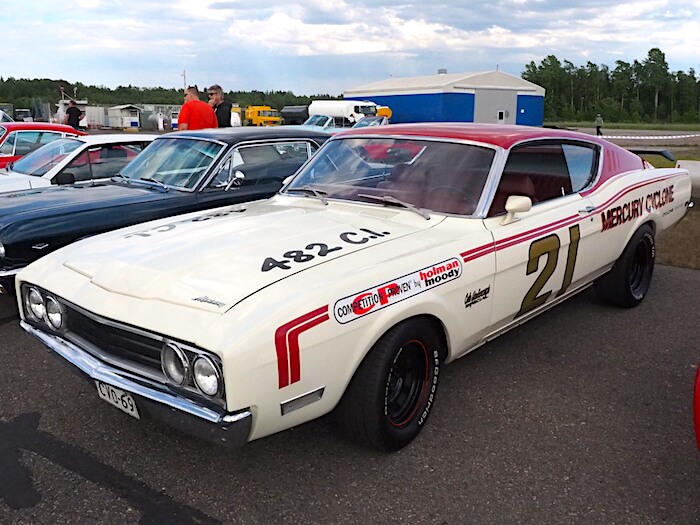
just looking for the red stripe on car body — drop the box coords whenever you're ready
[275,306,330,388]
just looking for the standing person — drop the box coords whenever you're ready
[178,85,218,131]
[595,113,604,136]
[207,84,234,128]
[64,100,83,130]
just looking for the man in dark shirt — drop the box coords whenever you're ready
[207,84,233,128]
[64,100,83,130]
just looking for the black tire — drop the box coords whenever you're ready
[594,224,655,308]
[335,319,442,451]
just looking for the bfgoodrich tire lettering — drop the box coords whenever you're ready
[335,318,442,451]
[595,224,655,308]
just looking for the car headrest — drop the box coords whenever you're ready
[497,173,535,197]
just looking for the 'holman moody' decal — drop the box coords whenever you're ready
[601,184,674,232]
[334,258,462,324]
[261,228,391,272]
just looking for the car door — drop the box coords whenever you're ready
[196,139,319,207]
[482,140,602,332]
[54,143,147,184]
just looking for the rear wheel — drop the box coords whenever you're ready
[335,319,442,451]
[595,224,655,308]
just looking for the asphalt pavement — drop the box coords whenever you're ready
[0,265,698,524]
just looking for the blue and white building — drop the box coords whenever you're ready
[344,70,545,126]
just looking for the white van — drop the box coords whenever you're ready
[306,100,378,127]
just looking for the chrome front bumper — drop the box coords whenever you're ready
[21,321,252,448]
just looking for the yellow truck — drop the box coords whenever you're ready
[244,105,281,126]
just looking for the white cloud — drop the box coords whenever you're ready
[3,0,700,94]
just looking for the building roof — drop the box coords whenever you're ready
[344,70,545,97]
[109,104,142,111]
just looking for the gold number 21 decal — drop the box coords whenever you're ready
[515,224,581,318]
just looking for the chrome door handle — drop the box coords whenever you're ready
[579,206,595,215]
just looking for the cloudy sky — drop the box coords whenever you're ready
[4,0,700,96]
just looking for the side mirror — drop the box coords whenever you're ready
[225,170,245,191]
[501,195,532,225]
[6,161,14,171]
[282,175,294,186]
[55,171,76,185]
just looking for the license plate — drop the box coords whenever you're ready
[95,381,140,419]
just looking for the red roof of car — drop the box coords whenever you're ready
[337,122,603,148]
[0,122,86,134]
[336,122,646,190]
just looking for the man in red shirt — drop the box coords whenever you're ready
[178,86,218,131]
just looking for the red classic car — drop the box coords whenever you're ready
[0,122,85,169]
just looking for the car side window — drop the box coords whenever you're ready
[9,131,63,156]
[562,144,598,192]
[0,132,16,155]
[207,156,234,189]
[38,131,63,146]
[500,141,599,205]
[62,150,92,182]
[206,141,314,190]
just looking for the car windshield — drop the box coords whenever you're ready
[356,105,377,116]
[284,137,496,216]
[303,115,332,127]
[119,137,224,189]
[352,117,385,128]
[9,138,83,176]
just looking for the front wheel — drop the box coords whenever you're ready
[594,224,655,308]
[335,319,442,451]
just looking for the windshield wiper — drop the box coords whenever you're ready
[110,172,130,185]
[139,177,169,192]
[286,185,328,205]
[357,193,431,220]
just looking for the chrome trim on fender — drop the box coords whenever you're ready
[21,321,252,448]
[280,386,325,415]
[0,267,21,278]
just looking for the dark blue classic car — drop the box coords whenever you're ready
[0,127,331,294]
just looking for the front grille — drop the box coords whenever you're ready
[57,300,225,407]
[66,306,163,371]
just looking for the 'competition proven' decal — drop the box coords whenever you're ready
[334,258,462,324]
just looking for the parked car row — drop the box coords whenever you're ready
[0,127,331,295]
[2,123,695,452]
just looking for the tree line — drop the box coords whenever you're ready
[0,77,335,119]
[522,47,698,123]
[2,46,695,124]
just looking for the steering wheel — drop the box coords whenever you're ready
[428,186,472,200]
[427,186,477,213]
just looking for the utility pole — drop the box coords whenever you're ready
[182,70,187,91]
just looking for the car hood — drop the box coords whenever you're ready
[0,181,176,222]
[57,197,443,313]
[0,170,50,192]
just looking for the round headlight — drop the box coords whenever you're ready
[26,287,46,321]
[45,296,64,330]
[0,242,5,258]
[161,343,189,386]
[193,356,220,397]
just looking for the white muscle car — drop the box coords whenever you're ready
[0,133,158,192]
[17,123,693,452]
